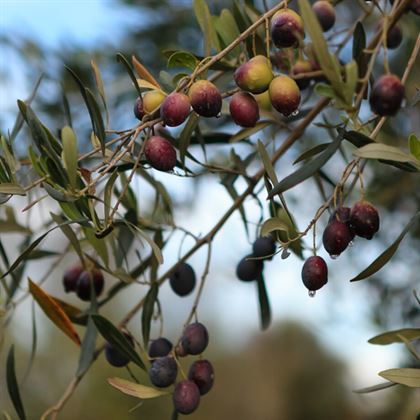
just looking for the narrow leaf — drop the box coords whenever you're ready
[107,377,169,399]
[28,279,81,345]
[142,283,158,347]
[231,122,271,143]
[408,134,420,160]
[353,381,396,394]
[350,212,420,281]
[132,55,161,89]
[260,217,290,238]
[378,368,420,388]
[76,314,97,377]
[256,273,271,331]
[179,113,199,165]
[368,328,420,345]
[92,315,146,370]
[0,183,25,195]
[353,143,420,167]
[7,346,26,420]
[116,53,142,97]
[268,132,343,198]
[61,126,78,188]
[293,143,330,164]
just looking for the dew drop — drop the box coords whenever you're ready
[216,112,222,118]
[348,240,354,248]
[330,254,339,260]
[308,290,316,298]
[290,109,300,117]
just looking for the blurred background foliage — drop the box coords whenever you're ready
[0,0,419,418]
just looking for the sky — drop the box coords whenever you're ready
[0,0,406,396]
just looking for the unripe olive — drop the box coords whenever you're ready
[188,80,222,118]
[269,75,301,116]
[229,92,260,127]
[291,60,313,90]
[160,92,191,127]
[143,90,166,114]
[234,55,274,94]
[255,91,272,111]
[271,9,305,48]
[144,136,177,172]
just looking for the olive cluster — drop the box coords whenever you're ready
[236,236,276,282]
[62,264,104,301]
[103,323,213,415]
[301,202,380,293]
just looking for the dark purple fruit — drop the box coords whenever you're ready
[160,92,191,127]
[252,236,276,260]
[271,9,305,49]
[63,264,84,293]
[313,1,336,32]
[322,219,353,257]
[76,269,104,301]
[269,75,301,117]
[148,356,178,388]
[188,359,214,395]
[181,322,209,355]
[169,263,196,297]
[104,332,134,367]
[229,92,259,127]
[329,206,355,240]
[350,201,380,240]
[291,60,313,90]
[173,380,200,415]
[369,74,404,116]
[133,97,145,120]
[149,337,173,358]
[377,21,402,49]
[189,80,222,118]
[301,256,328,291]
[144,135,177,172]
[236,255,263,282]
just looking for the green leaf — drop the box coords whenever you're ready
[104,170,118,221]
[293,143,330,164]
[350,212,420,282]
[378,368,420,388]
[134,227,164,265]
[257,140,278,184]
[352,22,366,62]
[353,381,396,394]
[1,219,88,279]
[408,134,420,160]
[353,143,420,168]
[10,74,44,142]
[231,122,271,143]
[6,346,26,420]
[260,217,290,238]
[116,53,143,97]
[61,126,78,189]
[83,227,109,267]
[193,0,220,55]
[76,314,97,377]
[167,51,198,71]
[142,283,158,347]
[91,59,108,125]
[213,9,241,58]
[107,377,169,399]
[343,60,358,104]
[92,315,146,370]
[85,88,106,155]
[368,328,420,345]
[0,183,25,195]
[179,113,199,165]
[268,132,343,198]
[50,213,85,263]
[256,273,271,331]
[29,279,81,345]
[298,0,342,93]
